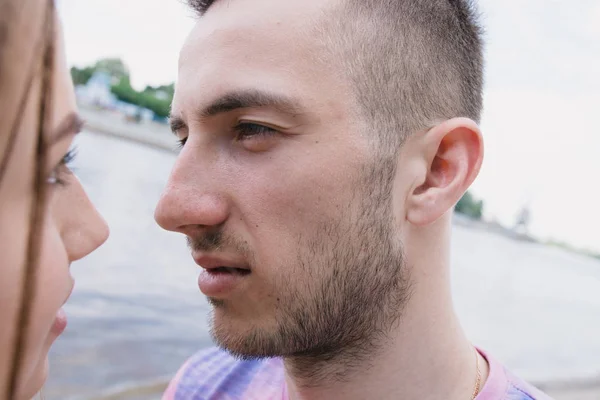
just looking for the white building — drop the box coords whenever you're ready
[75,71,118,108]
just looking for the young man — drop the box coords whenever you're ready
[155,0,552,398]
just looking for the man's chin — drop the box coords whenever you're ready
[212,336,276,361]
[207,297,226,308]
[210,320,287,360]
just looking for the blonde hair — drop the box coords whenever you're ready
[0,0,56,398]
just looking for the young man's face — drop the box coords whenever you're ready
[155,0,412,360]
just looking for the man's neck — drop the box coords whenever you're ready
[283,268,488,400]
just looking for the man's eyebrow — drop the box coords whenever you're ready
[170,115,187,135]
[201,90,305,119]
[48,112,84,145]
[170,89,306,135]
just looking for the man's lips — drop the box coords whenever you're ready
[195,253,252,296]
[192,253,252,274]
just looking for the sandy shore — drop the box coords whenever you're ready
[79,106,178,153]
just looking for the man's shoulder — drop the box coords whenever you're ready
[479,348,554,400]
[504,370,554,400]
[163,347,285,400]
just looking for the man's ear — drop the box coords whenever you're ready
[406,118,484,226]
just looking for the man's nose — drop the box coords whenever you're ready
[154,158,230,236]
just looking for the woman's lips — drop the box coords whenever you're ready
[51,308,67,336]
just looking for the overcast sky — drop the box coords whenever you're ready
[57,0,600,252]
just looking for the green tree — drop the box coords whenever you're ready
[455,191,484,220]
[143,83,175,98]
[70,66,95,86]
[70,58,129,86]
[139,96,171,119]
[139,83,174,118]
[110,76,173,119]
[72,57,173,119]
[94,58,129,81]
[110,76,140,105]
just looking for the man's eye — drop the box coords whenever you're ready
[234,122,277,141]
[176,123,277,150]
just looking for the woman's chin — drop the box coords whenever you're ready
[17,314,65,399]
[16,355,49,400]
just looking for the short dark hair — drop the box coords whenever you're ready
[187,0,484,150]
[318,0,484,150]
[187,0,217,16]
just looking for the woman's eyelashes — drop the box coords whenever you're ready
[47,147,77,186]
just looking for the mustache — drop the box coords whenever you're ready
[186,229,250,256]
[187,229,223,252]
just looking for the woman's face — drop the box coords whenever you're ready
[0,14,109,399]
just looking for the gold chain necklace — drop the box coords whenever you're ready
[470,348,482,400]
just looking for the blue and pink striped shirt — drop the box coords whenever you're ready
[162,347,552,400]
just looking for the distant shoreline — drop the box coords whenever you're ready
[453,213,538,243]
[453,213,600,262]
[80,105,177,153]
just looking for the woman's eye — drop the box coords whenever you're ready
[47,147,78,186]
[177,137,187,150]
[234,122,277,141]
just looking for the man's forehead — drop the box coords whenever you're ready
[173,0,356,125]
[177,1,332,92]
[198,0,333,23]
[177,19,311,102]
[180,0,333,62]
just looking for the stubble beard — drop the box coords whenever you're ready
[209,156,412,384]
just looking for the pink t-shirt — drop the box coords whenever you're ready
[162,347,553,400]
